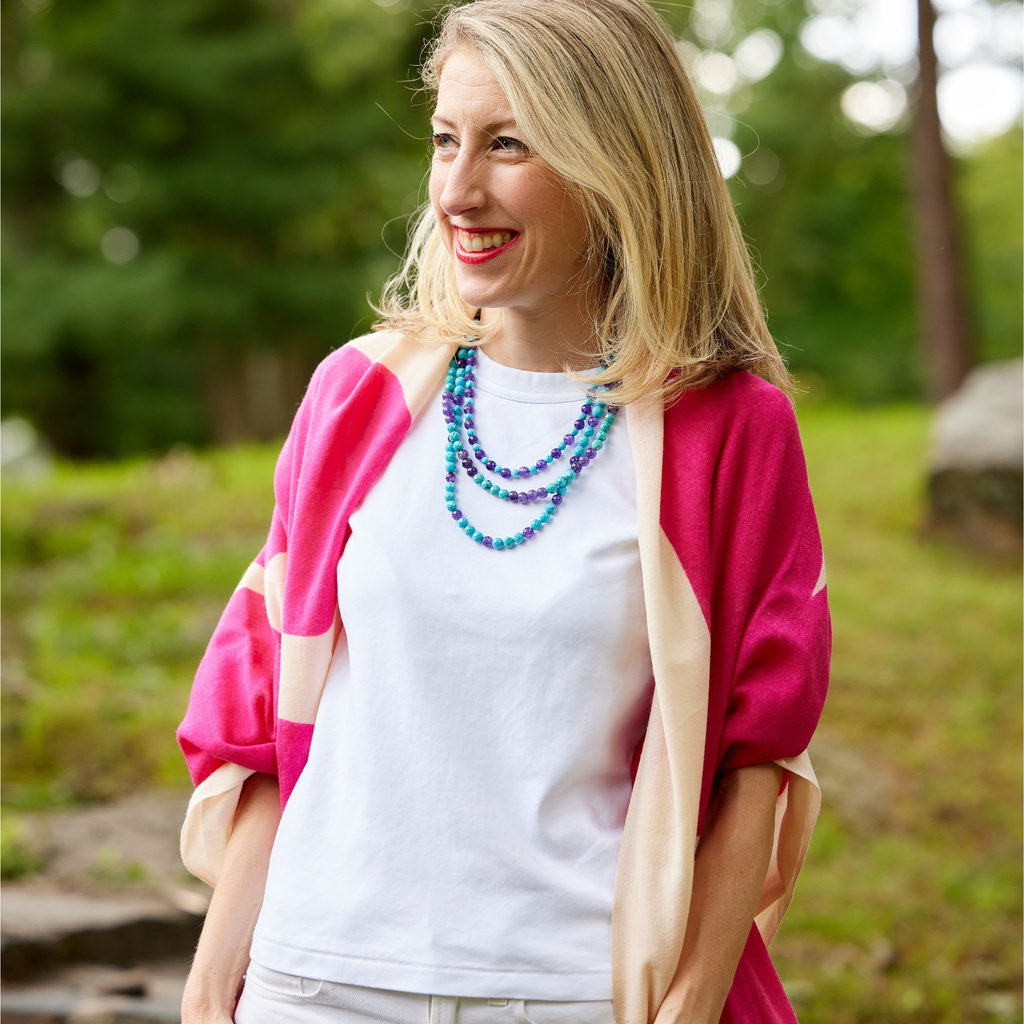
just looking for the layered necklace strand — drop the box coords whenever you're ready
[443,345,618,550]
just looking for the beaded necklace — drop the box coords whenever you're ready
[443,345,618,550]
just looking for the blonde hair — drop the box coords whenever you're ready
[375,0,790,404]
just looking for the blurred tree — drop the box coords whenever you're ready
[2,0,1020,454]
[2,0,434,456]
[914,0,972,400]
[677,0,1021,402]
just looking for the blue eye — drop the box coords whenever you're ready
[494,137,528,153]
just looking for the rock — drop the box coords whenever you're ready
[928,359,1023,557]
[0,883,203,982]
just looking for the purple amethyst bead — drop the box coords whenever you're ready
[465,388,475,398]
[482,536,492,547]
[519,466,531,477]
[465,417,474,428]
[551,449,562,459]
[468,434,479,444]
[467,356,477,365]
[474,450,485,460]
[587,416,599,427]
[608,405,620,413]
[467,466,477,477]
[573,418,585,430]
[552,493,563,505]
[453,395,463,406]
[536,460,546,470]
[485,460,496,471]
[451,510,463,520]
[527,490,538,502]
[500,467,512,480]
[581,403,593,415]
[445,473,456,482]
[461,458,473,468]
[508,491,518,502]
[538,487,549,498]
[523,527,535,539]
[569,458,582,471]
[585,448,597,459]
[563,434,576,445]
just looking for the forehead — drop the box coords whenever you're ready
[432,50,515,126]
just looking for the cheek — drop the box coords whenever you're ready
[428,164,447,218]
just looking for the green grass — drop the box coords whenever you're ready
[0,407,1020,1020]
[1,445,277,806]
[774,404,1023,1023]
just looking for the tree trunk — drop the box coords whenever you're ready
[914,0,973,401]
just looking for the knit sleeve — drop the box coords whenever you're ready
[713,388,831,773]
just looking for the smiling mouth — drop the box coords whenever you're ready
[454,229,519,263]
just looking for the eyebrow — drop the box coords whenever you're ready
[431,115,519,135]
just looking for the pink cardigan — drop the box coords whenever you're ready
[178,331,830,1024]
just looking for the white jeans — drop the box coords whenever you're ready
[235,963,617,1024]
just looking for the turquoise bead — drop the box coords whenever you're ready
[514,532,525,544]
[545,456,553,464]
[464,524,475,536]
[454,386,465,396]
[494,538,505,550]
[557,486,567,495]
[474,475,484,486]
[540,513,551,523]
[545,502,556,513]
[499,489,509,500]
[505,536,515,547]
[532,519,543,530]
[558,442,566,450]
[583,427,594,437]
[446,501,457,511]
[458,517,468,528]
[473,531,484,543]
[594,440,604,450]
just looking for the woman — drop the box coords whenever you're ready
[178,2,830,1023]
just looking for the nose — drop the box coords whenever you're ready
[436,148,487,219]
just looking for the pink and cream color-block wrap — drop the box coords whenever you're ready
[177,332,830,1024]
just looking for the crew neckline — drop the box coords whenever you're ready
[472,348,598,405]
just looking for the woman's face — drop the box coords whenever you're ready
[429,50,592,317]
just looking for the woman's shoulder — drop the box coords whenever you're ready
[665,369,797,439]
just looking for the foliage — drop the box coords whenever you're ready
[2,406,1021,1018]
[0,813,44,879]
[1,0,434,455]
[0,444,276,804]
[2,0,1022,453]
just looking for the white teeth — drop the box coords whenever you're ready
[459,230,514,252]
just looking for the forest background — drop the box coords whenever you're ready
[1,0,1022,1022]
[2,0,1021,454]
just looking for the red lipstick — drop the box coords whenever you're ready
[454,228,520,265]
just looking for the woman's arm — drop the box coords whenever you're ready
[181,773,282,1024]
[655,761,784,1024]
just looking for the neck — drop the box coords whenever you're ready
[478,289,602,373]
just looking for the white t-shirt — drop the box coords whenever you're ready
[252,350,653,1000]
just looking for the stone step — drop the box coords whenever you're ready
[1,886,204,983]
[1,960,188,1022]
